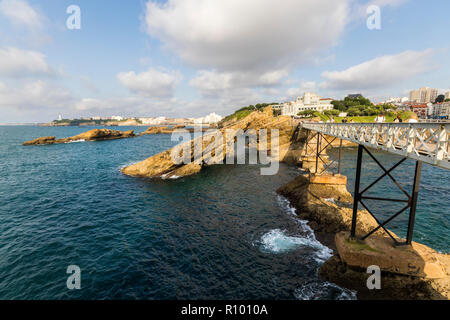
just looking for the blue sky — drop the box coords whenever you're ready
[0,0,449,122]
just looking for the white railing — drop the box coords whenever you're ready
[301,122,450,170]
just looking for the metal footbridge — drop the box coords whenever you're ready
[300,122,450,246]
[302,122,450,170]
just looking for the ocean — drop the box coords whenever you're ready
[0,126,448,299]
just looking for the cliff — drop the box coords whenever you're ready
[122,107,305,178]
[23,129,135,145]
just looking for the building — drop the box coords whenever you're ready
[139,117,167,125]
[409,87,438,103]
[411,104,428,119]
[445,92,450,100]
[111,116,124,121]
[281,92,334,116]
[432,102,450,119]
[192,113,223,124]
[382,97,408,105]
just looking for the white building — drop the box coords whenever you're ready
[281,92,333,116]
[432,102,450,119]
[111,116,125,121]
[139,117,167,125]
[409,87,438,103]
[192,113,223,124]
[383,97,408,104]
[445,92,450,100]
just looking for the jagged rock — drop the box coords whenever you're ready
[335,231,446,279]
[23,136,58,146]
[139,126,174,135]
[23,129,135,145]
[122,107,306,178]
[319,253,450,300]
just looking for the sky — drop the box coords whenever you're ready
[0,0,449,123]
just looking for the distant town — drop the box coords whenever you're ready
[5,87,447,127]
[273,87,450,121]
[43,113,224,127]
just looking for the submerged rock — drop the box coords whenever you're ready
[23,129,135,146]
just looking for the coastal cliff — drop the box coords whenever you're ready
[122,107,305,178]
[23,129,135,145]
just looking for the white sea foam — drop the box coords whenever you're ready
[274,195,333,261]
[294,281,357,300]
[260,229,318,253]
[64,139,85,144]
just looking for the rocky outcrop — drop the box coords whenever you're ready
[277,173,383,235]
[319,252,450,300]
[122,107,306,178]
[277,172,450,300]
[139,126,174,135]
[23,129,135,145]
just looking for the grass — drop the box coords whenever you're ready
[345,239,382,253]
[303,111,415,123]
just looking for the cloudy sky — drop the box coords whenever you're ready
[0,0,449,122]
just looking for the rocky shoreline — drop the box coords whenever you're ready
[277,159,450,300]
[24,107,449,299]
[23,128,136,145]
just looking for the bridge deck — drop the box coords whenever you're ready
[301,122,450,170]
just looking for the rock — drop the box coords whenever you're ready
[319,254,450,300]
[277,173,378,234]
[335,231,446,279]
[23,136,57,146]
[122,107,306,178]
[23,129,135,146]
[139,126,173,135]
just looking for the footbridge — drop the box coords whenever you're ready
[300,122,450,245]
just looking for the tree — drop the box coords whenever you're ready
[435,95,445,103]
[297,110,316,117]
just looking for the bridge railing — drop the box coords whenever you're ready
[301,122,450,170]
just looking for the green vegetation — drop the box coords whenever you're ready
[331,95,396,116]
[297,110,414,123]
[51,118,138,126]
[222,103,277,122]
[345,239,382,253]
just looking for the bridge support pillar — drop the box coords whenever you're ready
[349,145,423,246]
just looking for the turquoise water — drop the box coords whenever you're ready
[0,126,448,299]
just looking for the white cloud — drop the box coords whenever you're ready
[0,80,73,110]
[189,69,288,97]
[0,0,43,29]
[320,49,435,91]
[285,81,317,99]
[144,0,349,71]
[0,47,53,77]
[117,69,182,98]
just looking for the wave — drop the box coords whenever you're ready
[274,195,356,300]
[273,195,332,261]
[294,281,356,300]
[64,139,85,144]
